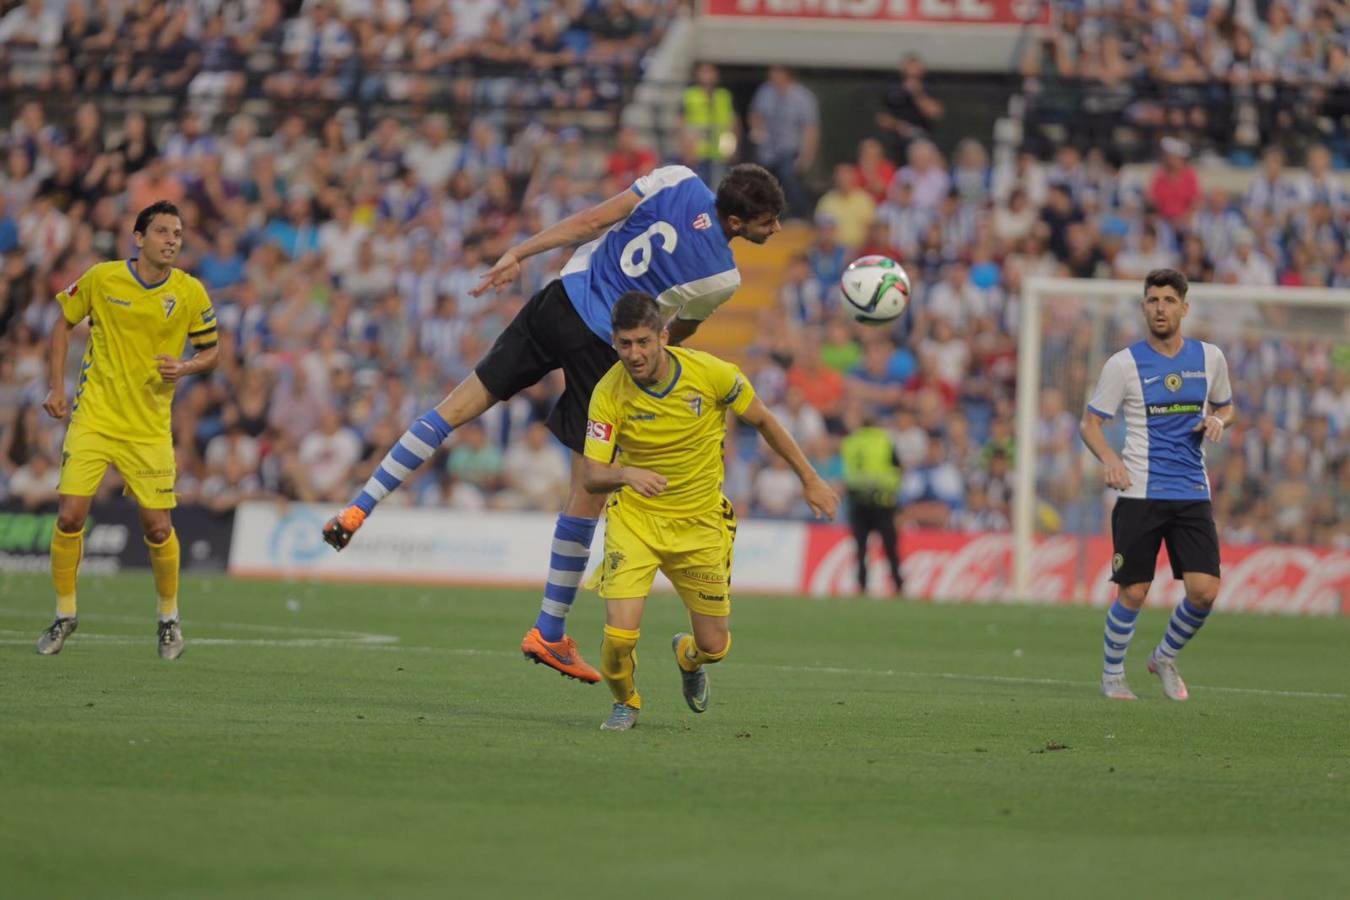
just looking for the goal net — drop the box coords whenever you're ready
[1013,277,1350,614]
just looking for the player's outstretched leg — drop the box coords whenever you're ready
[1101,592,1143,700]
[323,376,498,551]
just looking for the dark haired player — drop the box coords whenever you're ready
[322,164,786,682]
[37,200,219,659]
[1080,268,1235,702]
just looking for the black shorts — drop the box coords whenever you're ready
[1110,498,1220,584]
[475,280,618,454]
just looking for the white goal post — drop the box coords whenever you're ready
[1013,276,1350,600]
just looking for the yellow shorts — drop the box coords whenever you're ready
[597,495,737,617]
[59,422,177,509]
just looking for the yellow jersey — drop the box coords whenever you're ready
[57,259,218,444]
[584,346,756,517]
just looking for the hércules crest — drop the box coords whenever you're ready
[1112,553,1124,572]
[162,294,177,319]
[1164,373,1182,392]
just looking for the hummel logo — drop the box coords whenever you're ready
[692,212,711,230]
[1143,376,1161,385]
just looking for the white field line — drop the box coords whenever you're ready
[4,609,1343,701]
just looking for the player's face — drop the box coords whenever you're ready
[135,214,183,266]
[1142,287,1187,338]
[614,324,669,384]
[731,212,782,245]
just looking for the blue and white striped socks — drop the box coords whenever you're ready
[1102,599,1139,677]
[535,515,598,642]
[1153,599,1211,663]
[353,410,454,514]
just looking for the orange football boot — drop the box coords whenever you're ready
[322,506,367,551]
[521,628,600,683]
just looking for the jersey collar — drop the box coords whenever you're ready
[632,350,682,399]
[126,258,171,290]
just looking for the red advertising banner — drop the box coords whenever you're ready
[702,0,1050,27]
[802,527,1350,616]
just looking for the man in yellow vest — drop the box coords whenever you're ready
[841,415,904,596]
[682,62,738,183]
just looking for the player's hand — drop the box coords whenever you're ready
[1103,457,1132,491]
[156,354,186,383]
[803,476,839,520]
[622,466,667,498]
[470,250,521,297]
[42,388,68,419]
[1193,414,1225,443]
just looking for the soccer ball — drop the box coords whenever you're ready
[840,255,910,324]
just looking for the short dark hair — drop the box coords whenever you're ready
[1144,268,1188,300]
[611,291,663,334]
[134,200,181,235]
[716,163,785,223]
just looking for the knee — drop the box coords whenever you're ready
[56,515,87,535]
[698,629,731,661]
[1118,584,1149,610]
[1187,581,1220,609]
[144,524,173,545]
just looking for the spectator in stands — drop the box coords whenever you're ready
[1148,138,1201,225]
[815,164,875,251]
[497,422,569,511]
[749,65,820,218]
[681,62,738,184]
[900,436,963,528]
[605,126,656,185]
[893,139,949,212]
[876,53,943,163]
[855,138,895,204]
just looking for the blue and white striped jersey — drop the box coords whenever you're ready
[561,166,740,342]
[1087,338,1233,500]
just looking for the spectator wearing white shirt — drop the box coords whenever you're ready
[892,139,950,212]
[296,408,363,502]
[495,422,570,511]
[1217,228,1276,285]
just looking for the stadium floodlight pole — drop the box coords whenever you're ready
[1014,275,1350,600]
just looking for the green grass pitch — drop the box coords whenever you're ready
[2,571,1348,899]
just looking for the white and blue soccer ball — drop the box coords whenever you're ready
[840,255,910,325]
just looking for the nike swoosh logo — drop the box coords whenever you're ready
[1143,376,1161,385]
[540,644,574,665]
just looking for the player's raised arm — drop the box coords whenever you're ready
[737,396,838,520]
[472,188,642,297]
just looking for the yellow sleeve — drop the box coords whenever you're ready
[710,357,756,416]
[583,378,622,464]
[56,267,97,324]
[187,281,218,350]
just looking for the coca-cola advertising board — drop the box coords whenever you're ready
[702,0,1050,27]
[802,527,1350,616]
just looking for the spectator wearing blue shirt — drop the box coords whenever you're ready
[0,193,17,254]
[198,229,247,291]
[901,436,965,528]
[263,195,321,260]
[847,339,910,419]
[749,66,820,218]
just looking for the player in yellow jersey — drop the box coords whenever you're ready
[36,201,219,659]
[582,292,837,730]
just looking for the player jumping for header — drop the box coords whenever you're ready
[321,164,785,683]
[1080,268,1235,702]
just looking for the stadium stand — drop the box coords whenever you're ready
[0,0,1345,552]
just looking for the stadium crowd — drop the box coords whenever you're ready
[0,2,1346,551]
[1022,0,1350,161]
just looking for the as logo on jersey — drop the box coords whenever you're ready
[162,295,177,319]
[692,213,712,231]
[586,419,614,442]
[1164,373,1183,392]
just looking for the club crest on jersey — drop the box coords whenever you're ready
[162,295,177,319]
[1164,373,1183,392]
[685,393,703,417]
[692,212,712,231]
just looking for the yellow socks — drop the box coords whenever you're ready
[146,530,180,621]
[676,632,732,672]
[600,625,641,708]
[50,527,84,618]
